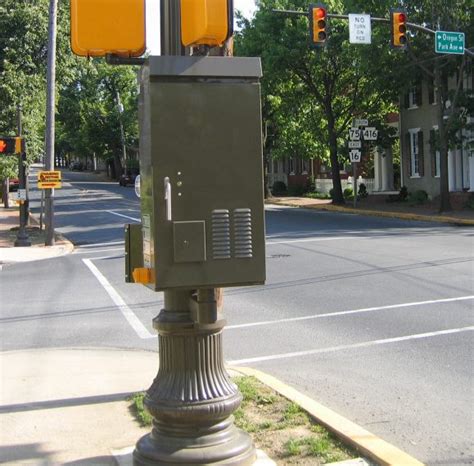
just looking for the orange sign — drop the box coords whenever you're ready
[38,171,62,189]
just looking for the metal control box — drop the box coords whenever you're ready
[138,56,266,291]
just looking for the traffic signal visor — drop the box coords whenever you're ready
[310,4,327,47]
[180,0,233,47]
[70,0,146,57]
[391,9,407,48]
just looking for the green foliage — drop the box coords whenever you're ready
[304,191,331,199]
[358,182,368,198]
[343,187,354,198]
[408,189,429,205]
[129,392,152,427]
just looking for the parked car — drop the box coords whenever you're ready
[70,161,84,171]
[119,171,139,186]
[8,178,19,192]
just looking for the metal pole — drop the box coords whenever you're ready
[116,91,127,172]
[14,105,31,247]
[353,162,357,208]
[133,2,255,465]
[44,0,57,246]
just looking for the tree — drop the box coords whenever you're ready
[235,0,400,203]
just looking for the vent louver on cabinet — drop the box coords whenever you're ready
[234,208,253,258]
[211,209,231,259]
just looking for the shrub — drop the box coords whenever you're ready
[466,193,474,210]
[304,191,331,200]
[358,183,368,198]
[408,189,428,205]
[387,186,408,203]
[272,181,287,196]
[343,187,353,199]
[288,185,307,196]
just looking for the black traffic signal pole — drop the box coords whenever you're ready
[14,105,31,247]
[132,2,255,465]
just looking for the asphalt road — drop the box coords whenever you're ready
[1,170,473,465]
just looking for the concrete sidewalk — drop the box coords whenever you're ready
[0,348,424,466]
[0,207,74,266]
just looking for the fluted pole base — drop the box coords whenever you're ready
[133,291,255,465]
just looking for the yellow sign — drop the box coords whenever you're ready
[70,0,146,57]
[38,171,62,189]
[180,0,232,47]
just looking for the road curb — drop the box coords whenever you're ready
[231,366,425,466]
[28,211,75,254]
[266,200,474,226]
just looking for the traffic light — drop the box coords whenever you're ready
[390,9,408,49]
[309,3,328,48]
[70,0,146,57]
[0,137,23,155]
[180,0,233,47]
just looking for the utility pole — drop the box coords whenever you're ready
[116,90,127,173]
[44,0,58,246]
[133,2,255,465]
[14,104,31,247]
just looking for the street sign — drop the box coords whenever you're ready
[348,140,362,149]
[353,119,368,127]
[38,170,62,189]
[349,128,361,140]
[363,127,378,140]
[435,31,465,55]
[349,14,371,44]
[349,150,361,163]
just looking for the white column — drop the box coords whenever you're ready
[381,147,394,191]
[468,154,474,192]
[448,150,456,192]
[373,148,383,191]
[455,149,463,191]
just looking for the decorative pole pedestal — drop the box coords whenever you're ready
[133,290,256,466]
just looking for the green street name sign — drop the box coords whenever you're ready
[435,31,465,55]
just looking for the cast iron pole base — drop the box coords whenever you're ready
[133,302,255,466]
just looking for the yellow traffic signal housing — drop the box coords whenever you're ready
[309,3,328,48]
[180,0,233,47]
[390,8,408,49]
[0,137,23,155]
[70,0,146,57]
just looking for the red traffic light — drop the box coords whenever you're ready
[0,137,23,154]
[390,8,408,49]
[315,7,326,19]
[309,3,328,47]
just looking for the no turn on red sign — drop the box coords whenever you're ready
[38,170,62,189]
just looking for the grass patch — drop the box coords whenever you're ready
[130,376,358,464]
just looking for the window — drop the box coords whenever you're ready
[302,159,310,174]
[430,127,440,177]
[405,81,422,108]
[408,128,424,177]
[428,79,437,105]
[288,158,295,174]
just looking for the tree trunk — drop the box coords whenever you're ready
[113,153,123,180]
[327,110,344,204]
[435,64,451,212]
[2,179,10,208]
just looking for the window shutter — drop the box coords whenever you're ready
[430,130,436,177]
[404,92,409,109]
[415,82,423,106]
[428,81,435,104]
[418,131,424,177]
[405,133,412,177]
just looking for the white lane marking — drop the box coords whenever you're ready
[227,326,474,365]
[74,247,124,255]
[106,210,140,222]
[82,258,153,339]
[77,240,125,248]
[226,296,474,330]
[267,236,359,245]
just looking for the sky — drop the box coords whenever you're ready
[146,0,257,55]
